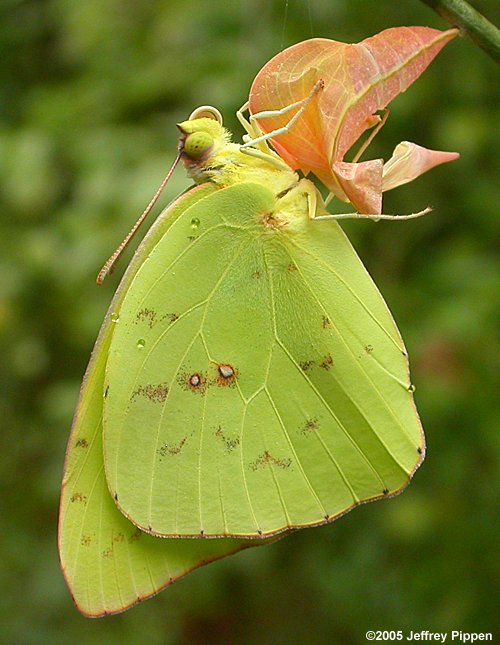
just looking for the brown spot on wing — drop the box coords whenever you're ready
[177,371,208,393]
[214,426,240,452]
[135,309,179,327]
[249,450,292,472]
[158,437,187,457]
[301,417,319,434]
[70,493,87,504]
[131,382,169,403]
[189,373,202,387]
[128,528,143,543]
[161,312,179,324]
[214,363,237,387]
[135,308,157,328]
[299,360,314,372]
[320,354,333,370]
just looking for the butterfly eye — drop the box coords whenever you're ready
[188,105,223,124]
[183,131,214,159]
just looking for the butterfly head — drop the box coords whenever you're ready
[177,106,230,165]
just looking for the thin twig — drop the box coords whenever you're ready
[420,0,500,63]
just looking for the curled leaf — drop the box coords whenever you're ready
[249,26,459,213]
[382,141,460,192]
[332,158,384,215]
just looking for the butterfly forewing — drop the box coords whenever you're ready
[104,182,423,539]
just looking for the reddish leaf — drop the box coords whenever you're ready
[248,27,459,213]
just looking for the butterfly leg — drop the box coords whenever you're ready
[273,178,326,224]
[291,168,431,224]
[351,109,390,163]
[275,178,429,224]
[236,104,295,171]
[238,146,292,172]
[236,101,269,152]
[293,176,431,223]
[238,79,324,151]
[298,179,326,220]
[314,207,431,222]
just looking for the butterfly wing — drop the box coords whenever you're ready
[59,185,269,617]
[104,182,424,539]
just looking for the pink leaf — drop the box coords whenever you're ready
[332,159,383,214]
[248,26,459,212]
[382,141,460,192]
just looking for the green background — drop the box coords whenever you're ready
[1,1,498,643]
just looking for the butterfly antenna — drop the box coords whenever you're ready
[96,150,183,285]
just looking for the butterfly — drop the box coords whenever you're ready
[59,26,458,616]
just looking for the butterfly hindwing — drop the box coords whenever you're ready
[59,185,272,617]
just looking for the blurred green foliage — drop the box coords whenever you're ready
[0,1,498,643]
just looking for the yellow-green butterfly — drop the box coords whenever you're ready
[59,27,458,616]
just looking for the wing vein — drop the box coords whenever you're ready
[263,248,331,517]
[290,235,403,351]
[284,239,417,467]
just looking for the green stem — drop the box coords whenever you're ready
[420,0,500,63]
